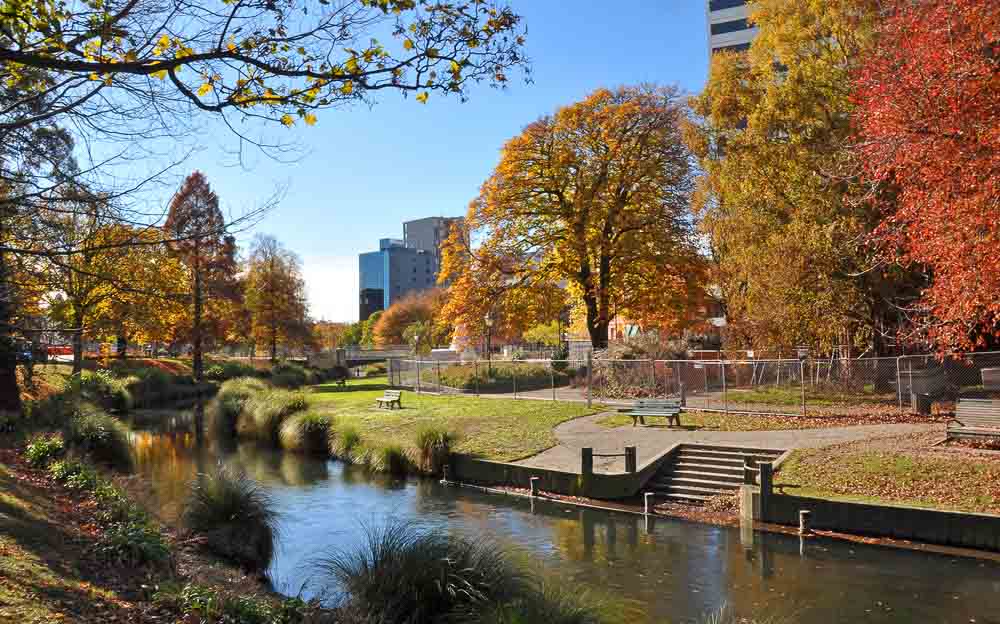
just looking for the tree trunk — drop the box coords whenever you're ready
[270,323,277,362]
[0,247,23,415]
[584,293,609,349]
[192,267,203,383]
[72,310,84,375]
[116,331,128,360]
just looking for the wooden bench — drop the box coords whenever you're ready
[618,399,682,427]
[375,389,402,410]
[948,398,1000,439]
[332,376,347,387]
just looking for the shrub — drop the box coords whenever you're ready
[437,363,570,393]
[77,369,134,412]
[49,459,100,490]
[183,465,278,573]
[370,443,411,476]
[205,360,259,382]
[270,362,316,389]
[362,362,386,377]
[97,518,171,567]
[239,390,308,444]
[314,522,523,623]
[155,584,317,624]
[25,433,65,467]
[213,377,269,435]
[64,407,134,471]
[130,367,173,395]
[413,426,456,475]
[279,412,334,454]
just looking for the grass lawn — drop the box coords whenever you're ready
[775,445,1000,515]
[727,385,896,407]
[308,376,600,461]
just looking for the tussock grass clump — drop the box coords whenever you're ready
[480,577,608,624]
[270,362,317,389]
[77,369,135,413]
[212,377,269,435]
[369,443,411,476]
[238,389,308,443]
[414,425,457,475]
[330,423,362,460]
[64,406,133,471]
[314,522,524,623]
[183,465,278,574]
[279,411,335,454]
[204,361,259,382]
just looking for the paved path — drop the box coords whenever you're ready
[515,413,941,473]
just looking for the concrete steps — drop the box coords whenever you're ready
[644,443,783,506]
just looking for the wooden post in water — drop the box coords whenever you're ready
[799,510,812,536]
[625,446,637,473]
[581,447,594,476]
[529,476,540,497]
[644,492,654,515]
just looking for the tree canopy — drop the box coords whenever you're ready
[855,0,1000,352]
[442,85,704,349]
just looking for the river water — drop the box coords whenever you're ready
[128,410,1000,623]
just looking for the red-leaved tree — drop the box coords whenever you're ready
[855,0,1000,352]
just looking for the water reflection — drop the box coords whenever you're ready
[128,410,1000,623]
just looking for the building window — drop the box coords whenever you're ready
[709,0,746,11]
[710,18,748,35]
[714,42,751,53]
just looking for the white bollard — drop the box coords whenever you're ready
[644,492,655,515]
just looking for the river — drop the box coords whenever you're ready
[127,409,1000,623]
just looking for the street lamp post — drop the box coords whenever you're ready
[484,312,493,377]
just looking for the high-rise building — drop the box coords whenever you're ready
[706,0,758,55]
[358,218,463,321]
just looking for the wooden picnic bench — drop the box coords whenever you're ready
[375,389,402,410]
[618,398,682,427]
[948,398,1000,440]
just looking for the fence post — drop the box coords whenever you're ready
[513,362,518,400]
[896,356,903,415]
[475,359,480,397]
[721,360,728,415]
[437,360,441,392]
[586,351,593,408]
[800,359,806,417]
[649,360,656,398]
[581,448,594,476]
[551,361,556,402]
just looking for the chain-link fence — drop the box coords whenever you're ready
[387,351,1000,416]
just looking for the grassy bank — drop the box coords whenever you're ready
[774,432,1000,514]
[307,376,599,462]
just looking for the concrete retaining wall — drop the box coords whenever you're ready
[450,445,679,500]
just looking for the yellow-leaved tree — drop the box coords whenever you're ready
[441,85,705,349]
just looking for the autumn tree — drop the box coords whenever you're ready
[442,85,703,349]
[373,289,451,348]
[854,0,1000,352]
[164,172,232,382]
[245,235,309,361]
[312,321,350,352]
[686,0,922,356]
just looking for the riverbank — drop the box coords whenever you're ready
[0,444,310,624]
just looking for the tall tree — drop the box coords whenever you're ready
[164,172,227,382]
[442,85,702,349]
[686,0,920,356]
[855,0,1000,352]
[373,289,451,348]
[245,235,309,361]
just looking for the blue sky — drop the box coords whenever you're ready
[183,1,710,322]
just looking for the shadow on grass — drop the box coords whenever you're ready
[312,382,394,394]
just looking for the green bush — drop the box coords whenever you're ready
[314,522,524,623]
[25,433,65,467]
[97,518,171,567]
[183,465,278,574]
[437,363,571,393]
[270,362,317,389]
[155,584,316,624]
[278,412,334,454]
[49,459,100,490]
[413,426,456,475]
[238,389,308,443]
[212,377,269,435]
[362,362,386,377]
[64,407,134,471]
[205,361,259,382]
[77,369,134,412]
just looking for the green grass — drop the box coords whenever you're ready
[596,410,823,431]
[776,448,1000,514]
[308,376,599,462]
[725,385,895,407]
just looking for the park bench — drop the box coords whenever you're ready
[375,389,402,410]
[947,398,1000,440]
[332,376,347,387]
[618,398,682,427]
